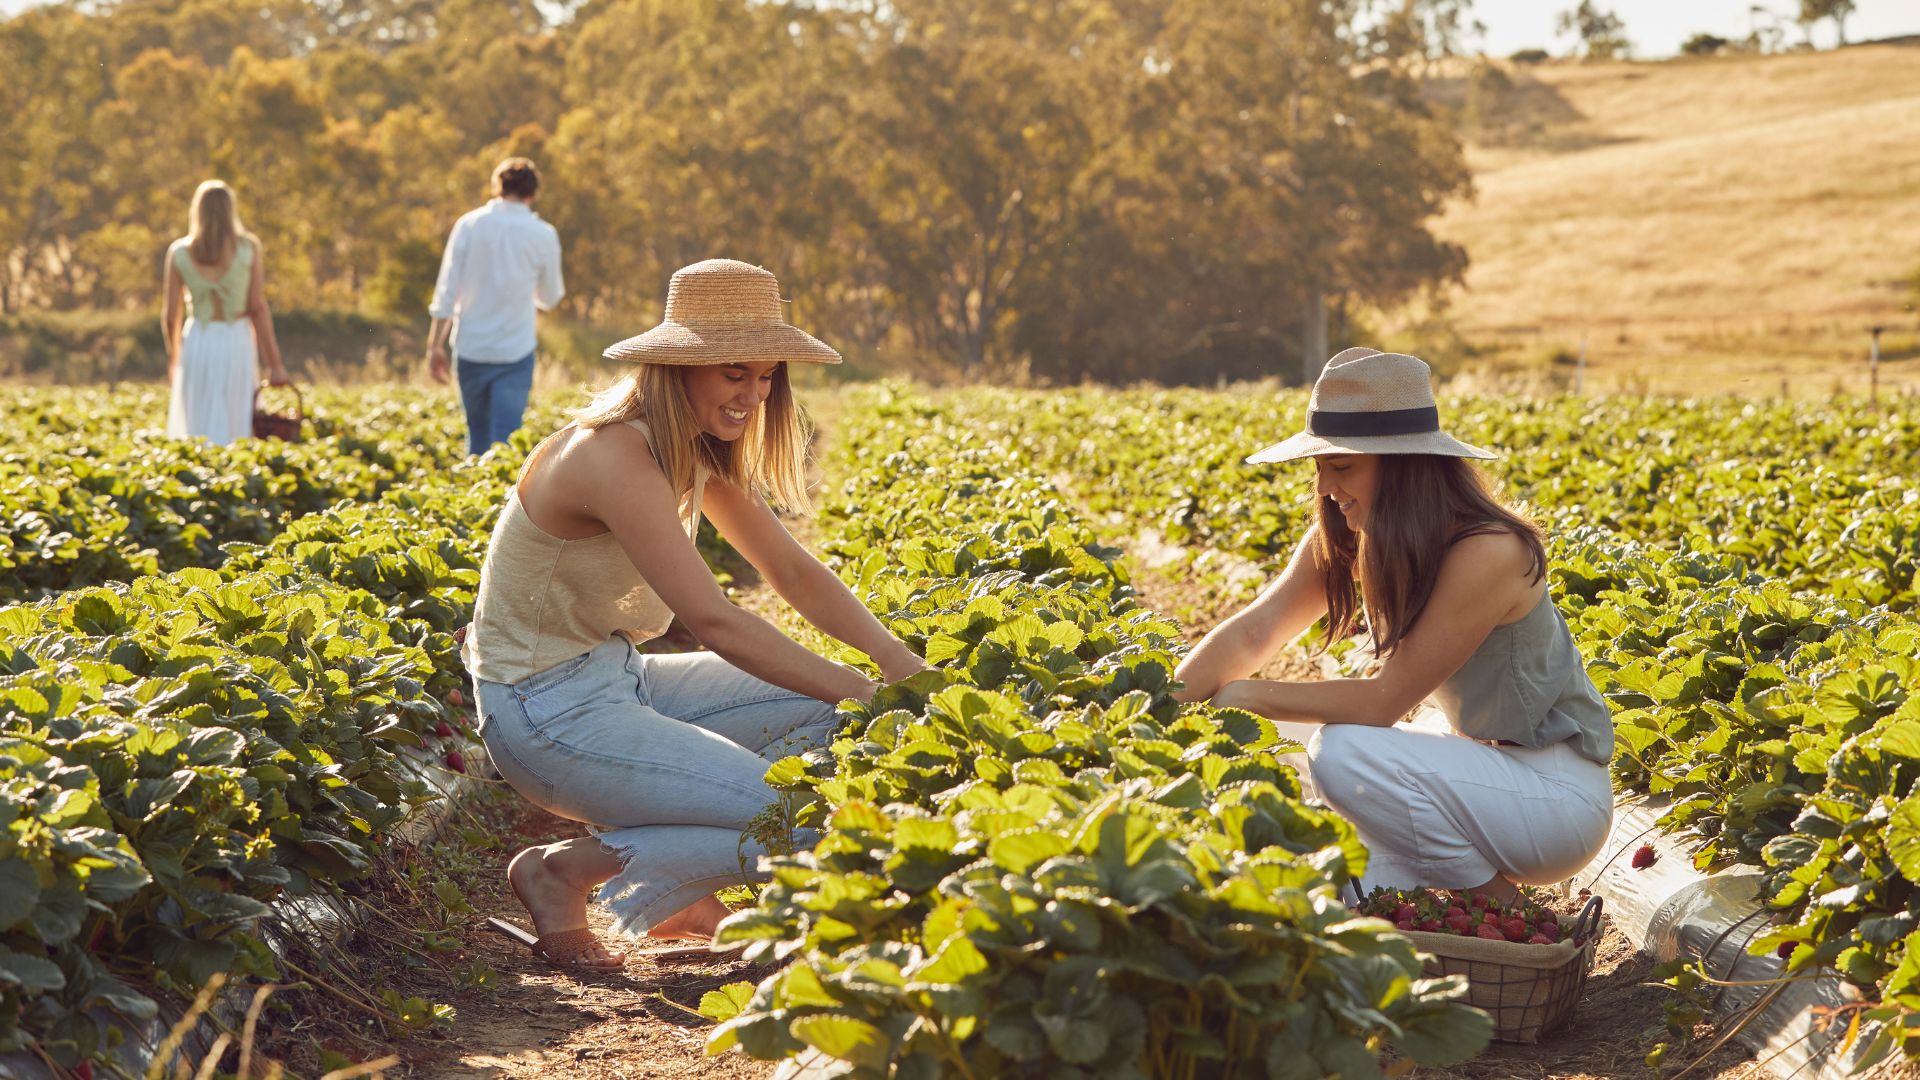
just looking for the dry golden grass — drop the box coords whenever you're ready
[1413,41,1920,396]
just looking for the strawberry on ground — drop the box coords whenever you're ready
[1632,843,1658,869]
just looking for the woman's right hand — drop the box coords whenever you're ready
[879,654,931,685]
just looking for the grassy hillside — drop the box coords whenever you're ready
[1416,41,1920,396]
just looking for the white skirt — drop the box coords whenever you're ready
[167,318,257,446]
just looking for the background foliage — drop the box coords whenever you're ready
[2,0,1471,382]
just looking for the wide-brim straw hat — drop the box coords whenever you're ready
[603,259,841,366]
[1246,347,1496,464]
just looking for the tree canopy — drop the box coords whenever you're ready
[3,0,1473,382]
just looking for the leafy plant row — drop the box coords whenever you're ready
[0,387,565,603]
[700,385,1491,1078]
[935,387,1920,610]
[0,440,528,1069]
[929,385,1920,1064]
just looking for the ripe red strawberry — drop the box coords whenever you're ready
[74,1063,93,1080]
[1418,919,1442,932]
[434,721,456,738]
[445,750,466,773]
[1394,903,1418,923]
[1444,904,1466,918]
[448,688,466,707]
[1445,913,1475,933]
[1396,918,1415,932]
[1527,933,1554,945]
[1631,843,1657,869]
[1535,920,1560,943]
[1503,917,1529,942]
[1475,922,1506,940]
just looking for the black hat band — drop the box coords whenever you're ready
[1305,405,1441,438]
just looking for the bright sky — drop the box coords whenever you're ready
[1470,0,1920,57]
[2,0,1917,58]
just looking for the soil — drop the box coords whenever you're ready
[365,803,777,1080]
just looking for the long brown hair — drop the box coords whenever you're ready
[572,363,813,513]
[186,180,248,266]
[1314,455,1545,658]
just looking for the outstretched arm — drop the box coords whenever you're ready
[1210,531,1538,727]
[565,426,880,705]
[703,477,927,683]
[1174,528,1330,703]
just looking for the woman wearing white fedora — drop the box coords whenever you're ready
[1175,348,1612,900]
[466,259,926,971]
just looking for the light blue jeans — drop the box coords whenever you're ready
[455,351,535,455]
[475,636,839,936]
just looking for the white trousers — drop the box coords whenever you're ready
[1276,712,1612,893]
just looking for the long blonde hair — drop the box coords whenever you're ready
[573,363,813,513]
[186,180,249,266]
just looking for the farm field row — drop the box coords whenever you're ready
[5,382,1918,1074]
[915,385,1920,1068]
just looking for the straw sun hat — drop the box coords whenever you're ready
[602,259,841,366]
[1246,347,1496,464]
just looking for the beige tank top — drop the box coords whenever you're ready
[462,420,707,684]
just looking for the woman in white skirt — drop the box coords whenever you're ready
[161,180,289,444]
[1175,348,1613,901]
[466,259,927,971]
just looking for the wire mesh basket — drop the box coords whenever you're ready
[1402,894,1604,1043]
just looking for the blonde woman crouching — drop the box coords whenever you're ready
[465,259,925,971]
[1175,349,1613,902]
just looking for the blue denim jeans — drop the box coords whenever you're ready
[474,636,840,936]
[456,351,535,455]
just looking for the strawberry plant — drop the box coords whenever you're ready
[701,388,1492,1075]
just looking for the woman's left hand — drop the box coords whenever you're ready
[879,655,932,684]
[266,365,292,387]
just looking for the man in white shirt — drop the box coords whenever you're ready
[426,157,565,455]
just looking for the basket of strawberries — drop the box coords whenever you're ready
[1358,886,1604,1043]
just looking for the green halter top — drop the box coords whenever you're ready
[172,239,253,323]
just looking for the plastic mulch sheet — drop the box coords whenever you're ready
[1571,797,1895,1079]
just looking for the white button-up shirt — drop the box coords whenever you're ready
[428,199,565,363]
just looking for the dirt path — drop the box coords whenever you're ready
[392,803,774,1080]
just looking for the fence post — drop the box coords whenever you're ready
[1870,326,1883,407]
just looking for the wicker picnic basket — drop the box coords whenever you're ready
[252,384,304,441]
[1403,894,1604,1043]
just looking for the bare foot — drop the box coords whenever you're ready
[646,894,729,943]
[507,844,627,971]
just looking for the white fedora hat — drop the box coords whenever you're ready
[1246,347,1495,464]
[603,259,841,366]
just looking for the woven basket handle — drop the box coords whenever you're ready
[1571,893,1604,944]
[254,384,304,419]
